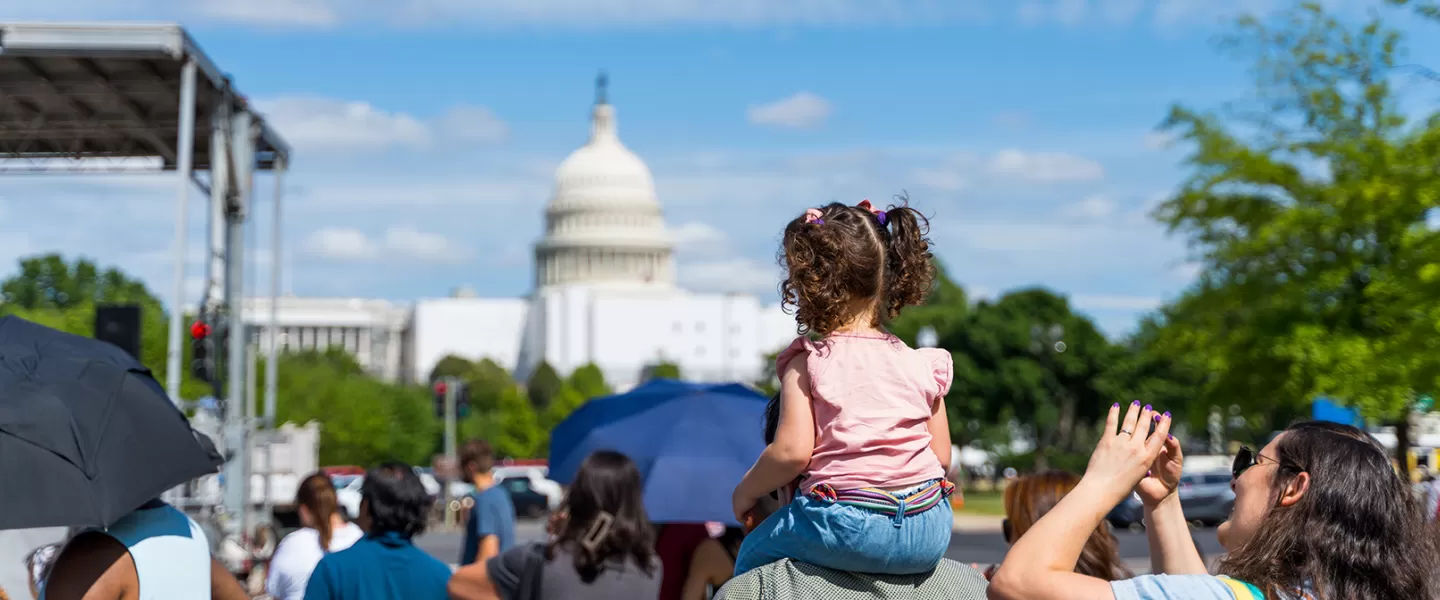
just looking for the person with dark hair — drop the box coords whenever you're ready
[447,450,661,600]
[458,440,515,566]
[717,386,989,599]
[267,472,364,600]
[730,198,956,576]
[989,407,1440,600]
[985,471,1130,582]
[680,526,746,600]
[305,462,452,600]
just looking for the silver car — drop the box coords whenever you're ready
[1177,471,1235,525]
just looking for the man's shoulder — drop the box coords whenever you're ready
[717,558,988,600]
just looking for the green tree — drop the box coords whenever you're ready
[1152,3,1440,473]
[567,363,612,399]
[492,385,545,458]
[270,349,439,466]
[464,358,514,414]
[890,259,968,347]
[644,362,682,381]
[541,383,588,433]
[940,289,1119,468]
[428,355,475,381]
[526,361,563,410]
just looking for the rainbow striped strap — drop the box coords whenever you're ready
[806,479,955,518]
[1216,577,1265,599]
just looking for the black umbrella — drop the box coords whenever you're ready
[0,316,223,530]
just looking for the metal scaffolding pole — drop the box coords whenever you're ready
[165,59,196,404]
[265,160,284,425]
[221,110,254,544]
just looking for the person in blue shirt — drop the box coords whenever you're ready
[305,462,452,600]
[459,440,516,565]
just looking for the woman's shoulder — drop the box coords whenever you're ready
[1110,574,1240,600]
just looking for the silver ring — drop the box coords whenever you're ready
[1121,429,1133,435]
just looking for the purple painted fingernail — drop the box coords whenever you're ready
[1131,400,1141,406]
[1143,404,1152,412]
[1153,414,1161,422]
[1147,470,1152,476]
[1168,434,1175,440]
[1163,411,1171,419]
[1112,402,1120,408]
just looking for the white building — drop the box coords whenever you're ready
[247,77,797,388]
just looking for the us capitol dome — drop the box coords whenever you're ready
[535,73,675,290]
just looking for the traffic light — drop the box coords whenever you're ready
[433,380,448,419]
[190,319,222,399]
[457,383,470,418]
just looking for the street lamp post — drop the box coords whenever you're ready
[1030,323,1067,469]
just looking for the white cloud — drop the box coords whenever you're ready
[254,96,508,152]
[7,0,1288,28]
[198,0,336,25]
[305,228,378,260]
[670,222,728,248]
[986,149,1105,183]
[303,227,466,262]
[747,92,833,129]
[1143,131,1177,151]
[680,259,780,295]
[912,168,969,192]
[1060,195,1117,219]
[437,105,509,143]
[256,96,431,151]
[1071,294,1163,312]
[1018,0,1089,26]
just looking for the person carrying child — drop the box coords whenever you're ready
[730,198,954,576]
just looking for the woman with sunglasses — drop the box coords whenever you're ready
[988,404,1438,600]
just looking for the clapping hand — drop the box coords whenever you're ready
[1084,401,1173,498]
[1135,427,1184,507]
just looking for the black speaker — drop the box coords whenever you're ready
[95,304,142,359]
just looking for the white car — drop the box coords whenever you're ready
[332,468,440,520]
[493,466,564,511]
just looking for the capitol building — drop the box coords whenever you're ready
[243,78,798,388]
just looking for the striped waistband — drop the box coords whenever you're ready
[806,479,955,519]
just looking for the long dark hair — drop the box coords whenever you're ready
[549,451,657,582]
[1004,470,1131,581]
[297,472,342,551]
[1217,421,1438,599]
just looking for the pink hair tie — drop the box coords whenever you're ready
[804,208,824,225]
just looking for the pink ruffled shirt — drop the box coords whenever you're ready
[776,333,953,491]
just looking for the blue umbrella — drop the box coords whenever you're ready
[549,379,768,526]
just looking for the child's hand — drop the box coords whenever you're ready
[732,488,758,525]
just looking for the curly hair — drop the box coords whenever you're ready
[1216,421,1439,599]
[779,195,935,336]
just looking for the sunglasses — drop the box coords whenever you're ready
[1231,445,1275,479]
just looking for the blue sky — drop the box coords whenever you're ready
[3,0,1437,336]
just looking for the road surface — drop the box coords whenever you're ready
[415,520,1226,572]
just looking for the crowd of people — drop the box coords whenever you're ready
[18,199,1440,599]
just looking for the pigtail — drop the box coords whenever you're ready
[880,194,935,319]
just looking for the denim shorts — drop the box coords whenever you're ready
[733,479,953,576]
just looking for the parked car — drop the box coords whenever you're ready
[499,476,550,519]
[1178,471,1235,525]
[1106,471,1234,528]
[494,466,563,511]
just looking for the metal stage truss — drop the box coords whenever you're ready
[0,22,291,572]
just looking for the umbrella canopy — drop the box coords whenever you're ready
[549,379,768,526]
[0,316,222,530]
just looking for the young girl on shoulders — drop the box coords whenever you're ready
[731,198,954,576]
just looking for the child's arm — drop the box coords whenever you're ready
[733,357,816,511]
[927,397,952,474]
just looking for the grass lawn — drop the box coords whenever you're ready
[955,490,1006,516]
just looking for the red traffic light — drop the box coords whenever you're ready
[190,321,211,340]
[434,381,447,396]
